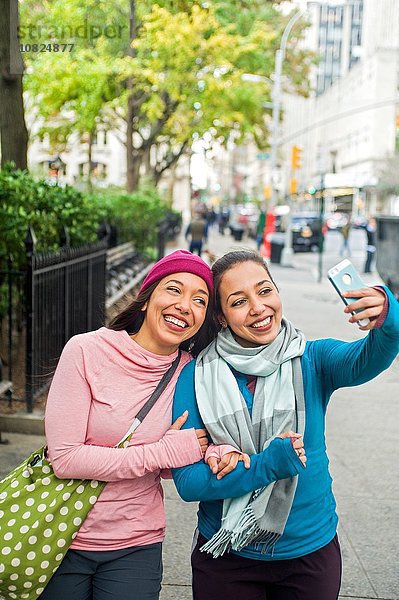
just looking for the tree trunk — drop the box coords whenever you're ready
[0,0,28,170]
[126,93,140,192]
[127,147,141,192]
[143,145,152,176]
[87,132,93,192]
[127,160,141,192]
[125,0,142,193]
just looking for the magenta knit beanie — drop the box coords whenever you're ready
[139,250,214,294]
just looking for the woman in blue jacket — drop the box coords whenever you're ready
[172,250,399,600]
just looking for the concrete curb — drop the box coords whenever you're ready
[0,412,44,436]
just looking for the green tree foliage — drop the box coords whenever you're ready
[0,166,168,271]
[213,0,310,87]
[0,165,100,319]
[118,3,275,189]
[0,167,169,318]
[20,1,314,190]
[91,186,169,253]
[0,166,102,271]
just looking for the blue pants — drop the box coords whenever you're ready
[39,543,162,600]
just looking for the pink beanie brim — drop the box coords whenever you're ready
[139,250,214,295]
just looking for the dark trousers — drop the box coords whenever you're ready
[192,532,342,600]
[189,240,203,256]
[39,543,162,600]
[364,250,375,273]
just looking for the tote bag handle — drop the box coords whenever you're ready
[117,350,182,446]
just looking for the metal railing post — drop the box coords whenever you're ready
[6,256,13,407]
[25,227,37,413]
[157,221,167,260]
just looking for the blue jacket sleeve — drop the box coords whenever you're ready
[310,286,399,393]
[172,361,303,502]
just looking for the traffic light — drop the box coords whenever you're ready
[263,185,272,200]
[291,145,302,170]
[289,178,297,195]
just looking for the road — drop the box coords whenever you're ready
[285,226,371,280]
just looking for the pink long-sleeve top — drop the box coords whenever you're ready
[45,327,202,551]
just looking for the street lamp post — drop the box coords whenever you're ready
[271,8,306,267]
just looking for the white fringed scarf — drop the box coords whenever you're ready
[195,319,306,557]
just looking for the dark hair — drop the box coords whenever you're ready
[108,280,217,357]
[211,250,278,317]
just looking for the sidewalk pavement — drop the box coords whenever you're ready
[1,228,398,600]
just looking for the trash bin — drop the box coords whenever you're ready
[376,216,399,297]
[230,225,244,241]
[269,233,285,264]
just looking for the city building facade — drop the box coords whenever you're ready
[280,0,399,216]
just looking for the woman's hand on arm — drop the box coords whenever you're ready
[207,450,251,480]
[278,431,307,468]
[207,431,306,478]
[173,436,304,502]
[169,410,208,457]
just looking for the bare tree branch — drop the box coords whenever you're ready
[154,140,189,182]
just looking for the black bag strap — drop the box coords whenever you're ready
[117,349,182,445]
[135,349,182,423]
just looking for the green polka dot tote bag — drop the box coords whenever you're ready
[0,351,181,600]
[0,447,106,599]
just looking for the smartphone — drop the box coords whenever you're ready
[327,259,369,327]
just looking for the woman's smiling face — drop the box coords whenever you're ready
[218,261,282,347]
[133,272,209,355]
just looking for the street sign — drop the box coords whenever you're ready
[257,152,270,160]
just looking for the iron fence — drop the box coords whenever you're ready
[0,216,173,412]
[25,228,107,411]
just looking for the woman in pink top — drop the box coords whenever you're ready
[41,250,215,600]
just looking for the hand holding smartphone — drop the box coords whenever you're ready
[327,259,370,327]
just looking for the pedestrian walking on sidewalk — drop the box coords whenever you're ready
[339,216,351,257]
[256,209,266,252]
[172,250,399,600]
[40,250,215,600]
[364,216,377,273]
[185,212,209,256]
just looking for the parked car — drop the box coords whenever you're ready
[290,213,323,252]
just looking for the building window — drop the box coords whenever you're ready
[316,4,344,96]
[349,0,363,68]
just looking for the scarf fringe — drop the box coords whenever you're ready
[199,505,281,558]
[200,527,233,558]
